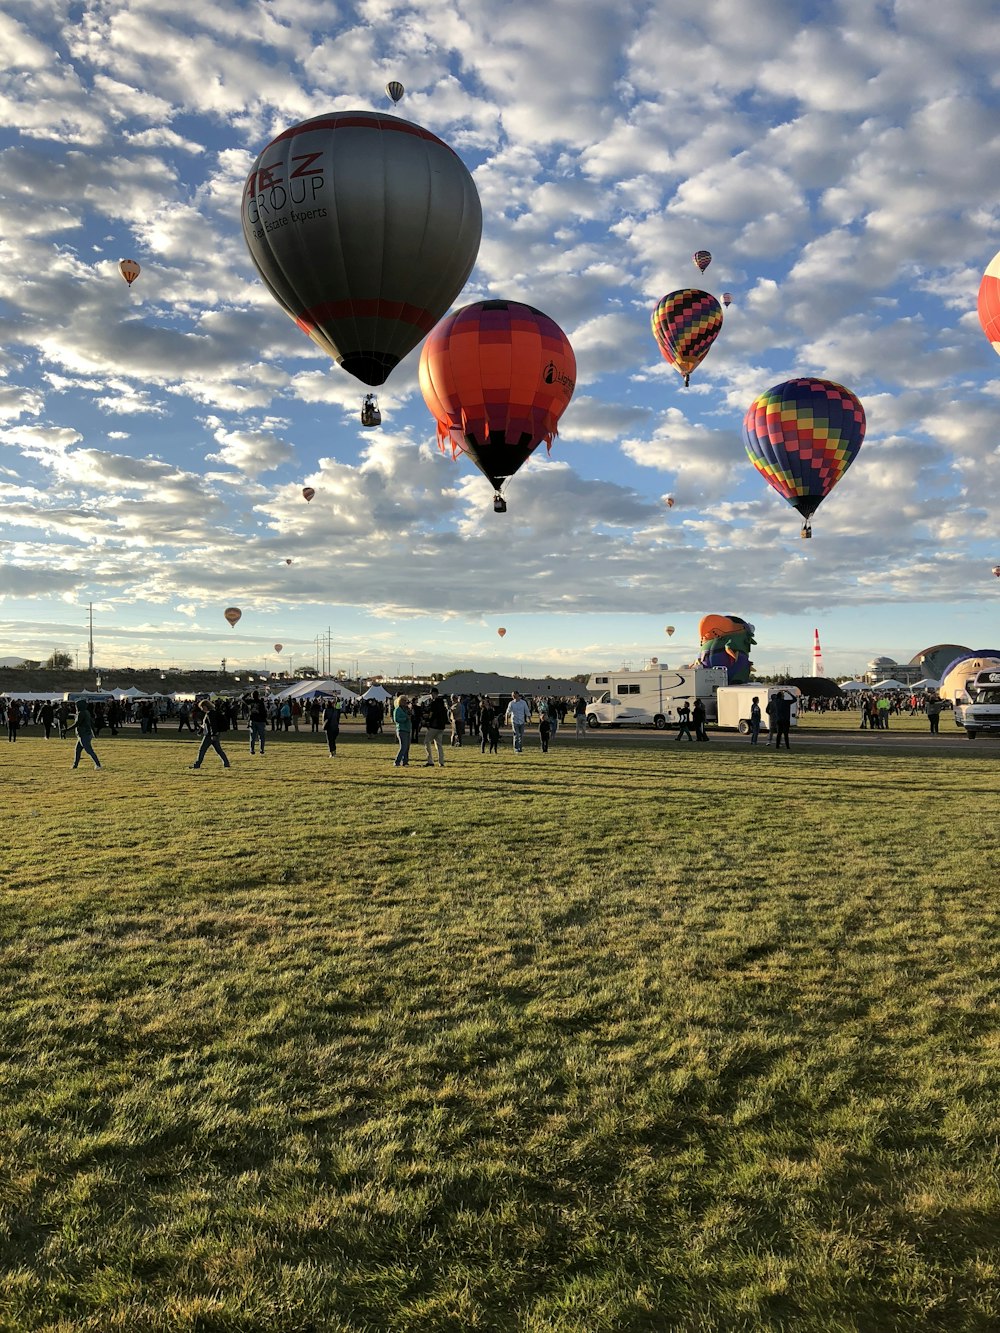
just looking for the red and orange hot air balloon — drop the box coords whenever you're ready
[497,627,507,638]
[419,299,576,511]
[302,487,315,502]
[978,249,1000,357]
[118,259,140,288]
[224,607,242,628]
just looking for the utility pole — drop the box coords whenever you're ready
[221,658,227,674]
[88,602,94,671]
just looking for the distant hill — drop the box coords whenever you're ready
[0,657,27,668]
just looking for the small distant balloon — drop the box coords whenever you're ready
[118,259,140,287]
[302,487,315,502]
[224,607,242,628]
[666,495,675,508]
[274,643,283,654]
[993,565,1000,578]
[722,292,733,307]
[285,558,293,565]
[666,626,675,637]
[497,627,507,638]
[692,250,712,274]
[386,81,405,104]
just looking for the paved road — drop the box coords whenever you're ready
[578,724,990,754]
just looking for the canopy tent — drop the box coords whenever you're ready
[0,691,63,702]
[109,685,153,699]
[910,678,940,690]
[270,678,358,702]
[361,685,392,702]
[873,679,908,690]
[839,681,867,691]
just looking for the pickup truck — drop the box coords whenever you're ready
[953,670,1000,738]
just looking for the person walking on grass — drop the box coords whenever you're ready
[322,699,341,756]
[248,691,267,755]
[772,691,792,751]
[574,696,588,737]
[505,690,530,753]
[539,710,551,752]
[191,699,230,770]
[693,697,710,741]
[749,696,762,745]
[70,701,102,770]
[393,694,412,767]
[925,693,944,734]
[676,701,694,741]
[422,688,448,767]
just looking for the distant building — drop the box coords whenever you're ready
[909,643,971,683]
[865,656,922,686]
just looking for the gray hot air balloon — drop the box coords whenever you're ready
[386,81,404,104]
[241,111,482,387]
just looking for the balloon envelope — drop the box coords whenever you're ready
[224,607,242,627]
[693,250,712,273]
[497,627,506,638]
[978,249,1000,355]
[274,643,283,653]
[666,626,675,636]
[118,259,140,287]
[743,377,866,521]
[722,292,733,307]
[385,81,404,104]
[651,289,723,386]
[993,565,1000,578]
[242,111,482,386]
[419,300,576,493]
[302,487,315,502]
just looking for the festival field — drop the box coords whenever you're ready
[1,727,998,1331]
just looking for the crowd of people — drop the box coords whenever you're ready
[1,683,954,771]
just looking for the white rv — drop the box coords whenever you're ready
[715,684,800,733]
[586,665,729,728]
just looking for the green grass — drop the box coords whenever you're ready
[0,727,998,1331]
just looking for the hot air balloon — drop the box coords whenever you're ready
[666,626,675,636]
[692,250,712,273]
[419,299,576,512]
[992,565,1000,578]
[302,487,315,502]
[224,607,242,628]
[743,378,866,539]
[666,495,675,508]
[386,81,405,104]
[118,259,140,288]
[242,111,482,386]
[978,249,1000,355]
[722,292,733,307]
[274,643,284,654]
[651,290,723,387]
[497,627,507,638]
[285,558,293,565]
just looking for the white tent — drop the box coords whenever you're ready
[873,679,908,690]
[110,685,152,699]
[839,681,867,691]
[271,678,358,702]
[361,685,392,702]
[910,678,940,690]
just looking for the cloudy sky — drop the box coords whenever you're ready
[1,0,999,679]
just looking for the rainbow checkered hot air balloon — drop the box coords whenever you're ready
[651,289,723,387]
[742,377,866,538]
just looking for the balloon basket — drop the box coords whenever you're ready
[493,493,507,514]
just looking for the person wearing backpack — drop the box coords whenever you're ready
[191,699,231,769]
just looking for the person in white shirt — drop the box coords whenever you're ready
[505,691,530,753]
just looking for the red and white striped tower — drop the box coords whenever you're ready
[812,628,824,677]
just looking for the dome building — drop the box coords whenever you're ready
[909,644,971,683]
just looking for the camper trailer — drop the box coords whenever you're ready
[585,665,729,728]
[715,684,800,733]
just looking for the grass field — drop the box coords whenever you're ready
[1,722,998,1331]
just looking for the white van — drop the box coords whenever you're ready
[586,665,729,728]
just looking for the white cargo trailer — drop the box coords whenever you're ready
[586,665,729,728]
[715,684,800,733]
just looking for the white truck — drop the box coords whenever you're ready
[715,684,800,734]
[585,665,729,729]
[953,670,1000,738]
